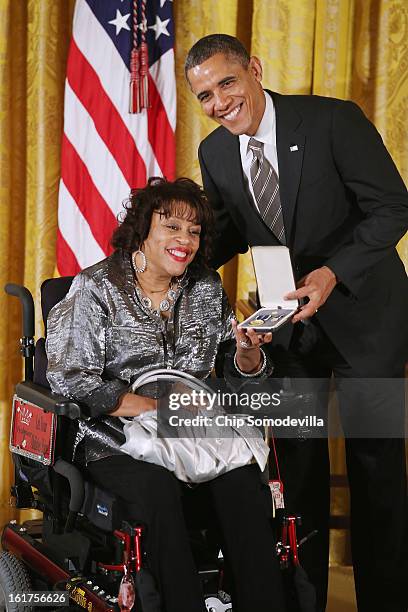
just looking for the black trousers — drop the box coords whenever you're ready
[271,320,408,612]
[87,457,286,612]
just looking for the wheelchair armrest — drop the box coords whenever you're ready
[15,381,83,420]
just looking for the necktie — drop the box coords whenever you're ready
[248,137,286,244]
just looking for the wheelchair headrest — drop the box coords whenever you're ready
[41,276,74,333]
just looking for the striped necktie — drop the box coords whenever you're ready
[248,137,286,244]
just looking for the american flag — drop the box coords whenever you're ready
[57,0,176,275]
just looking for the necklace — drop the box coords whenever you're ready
[131,252,186,314]
[134,275,178,314]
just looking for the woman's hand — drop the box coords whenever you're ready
[232,319,272,374]
[108,393,157,417]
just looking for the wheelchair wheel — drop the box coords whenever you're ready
[0,551,32,612]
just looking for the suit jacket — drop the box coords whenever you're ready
[199,91,408,376]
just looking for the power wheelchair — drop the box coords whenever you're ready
[0,278,233,612]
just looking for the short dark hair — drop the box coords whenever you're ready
[111,177,214,273]
[185,34,250,80]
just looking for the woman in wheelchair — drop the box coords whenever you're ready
[46,177,286,612]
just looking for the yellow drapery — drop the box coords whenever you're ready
[0,0,75,525]
[1,0,407,564]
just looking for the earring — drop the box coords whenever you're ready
[132,250,146,273]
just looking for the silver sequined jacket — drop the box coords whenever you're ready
[46,250,240,465]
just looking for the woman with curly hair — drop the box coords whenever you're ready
[46,177,285,612]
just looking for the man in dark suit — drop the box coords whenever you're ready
[185,34,408,612]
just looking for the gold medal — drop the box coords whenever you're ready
[250,319,264,326]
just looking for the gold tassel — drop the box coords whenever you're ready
[129,48,140,114]
[139,42,149,110]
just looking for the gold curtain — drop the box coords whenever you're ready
[0,0,407,561]
[0,0,75,527]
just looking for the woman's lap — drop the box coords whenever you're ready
[86,454,181,504]
[86,456,272,530]
[86,456,269,519]
[86,456,285,612]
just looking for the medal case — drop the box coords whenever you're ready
[238,246,299,332]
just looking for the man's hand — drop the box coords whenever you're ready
[285,266,337,323]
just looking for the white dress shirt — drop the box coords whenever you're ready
[239,91,278,213]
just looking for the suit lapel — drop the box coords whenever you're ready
[212,90,306,246]
[270,91,305,245]
[216,128,246,200]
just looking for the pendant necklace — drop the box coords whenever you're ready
[133,273,178,315]
[131,251,185,315]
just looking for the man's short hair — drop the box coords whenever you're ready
[185,34,250,79]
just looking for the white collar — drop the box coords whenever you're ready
[240,91,275,154]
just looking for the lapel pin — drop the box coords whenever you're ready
[290,145,298,152]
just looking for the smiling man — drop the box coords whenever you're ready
[185,34,408,612]
[191,49,265,135]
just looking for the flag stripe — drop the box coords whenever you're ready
[58,180,106,269]
[149,49,176,131]
[67,40,146,188]
[56,229,81,277]
[147,73,175,179]
[61,134,117,254]
[64,81,131,217]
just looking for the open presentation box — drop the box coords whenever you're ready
[238,246,299,333]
